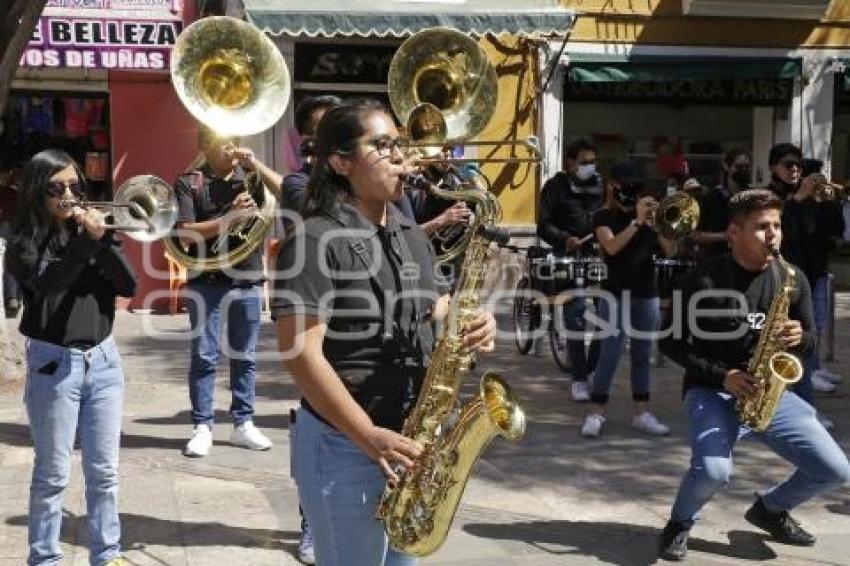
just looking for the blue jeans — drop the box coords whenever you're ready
[670,387,850,527]
[187,282,261,426]
[292,408,416,566]
[25,336,124,565]
[590,295,659,404]
[560,296,600,382]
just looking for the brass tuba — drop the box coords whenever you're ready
[654,192,700,240]
[164,16,290,272]
[389,28,497,146]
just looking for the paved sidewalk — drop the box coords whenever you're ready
[0,295,849,565]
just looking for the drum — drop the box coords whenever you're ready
[654,256,696,299]
[530,255,606,295]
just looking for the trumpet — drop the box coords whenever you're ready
[812,175,849,201]
[649,192,700,240]
[60,175,178,242]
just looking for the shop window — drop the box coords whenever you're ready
[0,90,111,200]
[563,101,753,191]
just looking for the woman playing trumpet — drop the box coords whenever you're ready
[581,161,676,438]
[6,150,136,565]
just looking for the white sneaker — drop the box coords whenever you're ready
[812,372,837,393]
[298,519,315,564]
[817,413,835,431]
[571,381,590,402]
[581,413,605,438]
[814,368,842,384]
[184,424,213,457]
[230,421,273,451]
[632,412,670,436]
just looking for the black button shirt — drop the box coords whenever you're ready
[271,202,442,431]
[7,228,137,348]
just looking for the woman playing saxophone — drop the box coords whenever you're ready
[271,99,496,566]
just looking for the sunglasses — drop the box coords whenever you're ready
[779,159,801,170]
[361,135,408,155]
[45,180,84,198]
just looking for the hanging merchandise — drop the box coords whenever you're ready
[25,97,54,135]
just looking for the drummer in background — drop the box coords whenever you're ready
[582,161,676,438]
[537,139,603,402]
[692,148,752,259]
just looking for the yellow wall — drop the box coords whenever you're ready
[476,35,540,226]
[562,0,850,47]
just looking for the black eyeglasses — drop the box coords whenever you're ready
[45,180,84,198]
[577,159,597,166]
[779,159,801,170]
[361,135,408,155]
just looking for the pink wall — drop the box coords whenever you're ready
[108,70,198,311]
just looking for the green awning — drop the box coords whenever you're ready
[567,57,802,83]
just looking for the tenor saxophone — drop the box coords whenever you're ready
[375,177,526,557]
[736,249,803,431]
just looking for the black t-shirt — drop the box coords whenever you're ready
[271,202,443,431]
[660,254,815,395]
[593,207,661,297]
[7,227,137,347]
[174,164,264,285]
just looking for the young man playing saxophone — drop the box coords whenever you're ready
[657,189,850,561]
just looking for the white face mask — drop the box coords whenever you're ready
[575,163,596,181]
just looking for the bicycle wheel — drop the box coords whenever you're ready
[549,316,572,373]
[513,276,539,354]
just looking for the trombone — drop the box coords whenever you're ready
[60,175,178,242]
[406,136,542,165]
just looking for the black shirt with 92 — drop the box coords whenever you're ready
[660,254,815,396]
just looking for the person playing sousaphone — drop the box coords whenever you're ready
[174,125,283,458]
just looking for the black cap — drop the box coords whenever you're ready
[610,161,642,184]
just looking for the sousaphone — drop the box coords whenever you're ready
[164,16,290,272]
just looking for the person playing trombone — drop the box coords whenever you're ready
[5,149,136,566]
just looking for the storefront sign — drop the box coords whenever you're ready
[294,44,397,85]
[46,0,181,10]
[21,17,182,70]
[565,78,795,105]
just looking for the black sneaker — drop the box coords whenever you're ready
[744,496,816,546]
[658,520,690,561]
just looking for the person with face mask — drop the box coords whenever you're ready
[768,144,846,416]
[581,161,676,438]
[537,139,604,401]
[693,148,752,259]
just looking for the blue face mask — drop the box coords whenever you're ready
[575,163,596,181]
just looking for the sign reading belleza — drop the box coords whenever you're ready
[22,17,183,70]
